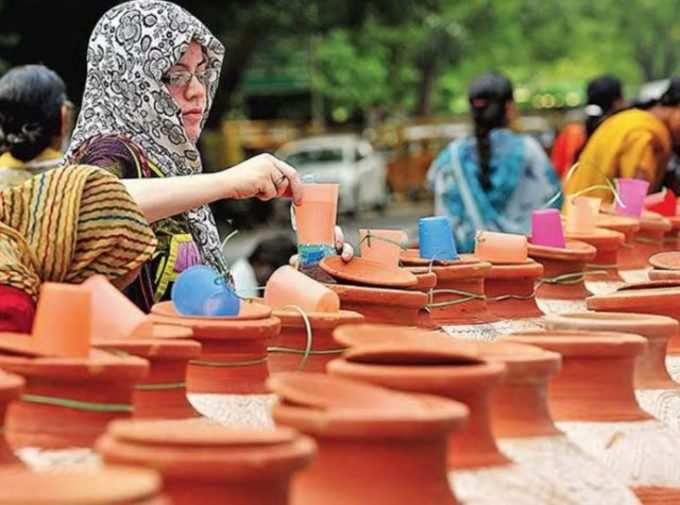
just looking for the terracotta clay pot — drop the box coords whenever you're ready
[326,283,433,328]
[565,227,625,281]
[150,301,280,394]
[0,372,23,464]
[268,308,364,373]
[596,214,644,270]
[0,465,169,504]
[98,419,315,505]
[94,339,201,419]
[405,267,438,290]
[320,256,418,288]
[0,350,148,449]
[502,329,680,503]
[634,213,673,262]
[662,216,680,251]
[401,251,496,325]
[528,240,596,300]
[484,260,544,319]
[649,251,680,271]
[268,372,467,505]
[648,269,680,281]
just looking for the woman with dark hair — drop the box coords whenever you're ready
[551,75,625,177]
[0,64,71,189]
[565,77,680,200]
[427,72,561,252]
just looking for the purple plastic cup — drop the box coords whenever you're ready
[531,209,566,248]
[615,178,649,218]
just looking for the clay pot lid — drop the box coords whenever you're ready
[108,418,298,447]
[546,312,678,340]
[0,348,149,380]
[151,299,271,321]
[0,333,51,358]
[587,284,680,311]
[267,371,427,411]
[596,214,640,233]
[487,259,544,279]
[640,213,672,232]
[501,329,647,358]
[405,268,438,290]
[320,256,418,288]
[565,226,625,245]
[132,323,193,340]
[0,464,161,504]
[273,308,364,329]
[0,370,23,401]
[326,283,428,308]
[528,239,597,262]
[649,251,680,270]
[94,339,201,359]
[649,269,680,281]
[400,248,466,267]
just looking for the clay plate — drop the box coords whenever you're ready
[649,251,680,270]
[320,256,418,288]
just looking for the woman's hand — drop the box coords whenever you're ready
[221,153,303,205]
[289,226,354,268]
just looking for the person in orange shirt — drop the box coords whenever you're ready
[564,78,680,200]
[551,75,625,178]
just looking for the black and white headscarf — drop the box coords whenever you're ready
[67,0,227,273]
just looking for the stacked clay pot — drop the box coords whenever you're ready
[634,212,673,263]
[329,324,641,505]
[0,371,23,464]
[596,214,644,275]
[269,372,467,505]
[98,419,315,505]
[503,329,680,503]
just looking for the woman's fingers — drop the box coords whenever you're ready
[334,225,345,252]
[341,243,354,262]
[273,158,303,205]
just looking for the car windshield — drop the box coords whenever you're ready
[285,147,344,167]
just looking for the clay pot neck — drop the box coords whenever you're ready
[635,338,678,389]
[448,386,512,470]
[549,356,651,422]
[490,380,560,438]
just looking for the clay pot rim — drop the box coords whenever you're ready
[565,227,625,244]
[93,338,202,359]
[151,299,272,321]
[640,215,672,232]
[326,283,428,308]
[649,269,680,280]
[333,323,446,348]
[134,323,194,340]
[649,251,680,271]
[487,260,543,278]
[0,370,23,398]
[596,214,641,232]
[527,239,597,262]
[320,255,419,288]
[546,312,678,340]
[272,393,468,438]
[149,313,281,339]
[272,308,365,328]
[400,248,476,267]
[587,285,680,312]
[0,464,162,504]
[501,329,646,357]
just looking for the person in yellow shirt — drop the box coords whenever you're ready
[565,78,680,200]
[0,65,72,190]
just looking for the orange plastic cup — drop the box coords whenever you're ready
[565,196,602,234]
[474,231,528,264]
[33,283,91,358]
[294,184,339,245]
[83,275,153,340]
[264,266,340,313]
[360,229,407,268]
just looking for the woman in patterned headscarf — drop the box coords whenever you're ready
[0,165,157,332]
[66,0,311,311]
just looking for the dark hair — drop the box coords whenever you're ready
[248,234,297,269]
[0,65,67,161]
[468,72,514,190]
[584,75,623,138]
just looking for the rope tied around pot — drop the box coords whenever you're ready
[21,394,133,414]
[135,382,187,391]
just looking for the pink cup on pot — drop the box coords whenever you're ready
[531,209,566,248]
[615,178,649,218]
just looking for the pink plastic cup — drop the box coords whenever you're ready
[359,229,407,268]
[264,266,340,313]
[565,196,601,234]
[615,178,649,218]
[531,209,566,248]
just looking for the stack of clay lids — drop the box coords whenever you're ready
[649,252,680,281]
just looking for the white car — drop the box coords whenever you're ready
[277,134,388,215]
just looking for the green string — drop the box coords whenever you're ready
[585,263,619,270]
[538,271,587,286]
[135,382,186,391]
[358,231,407,250]
[426,288,486,309]
[267,347,347,356]
[544,161,626,210]
[190,357,268,368]
[274,305,314,371]
[21,394,133,414]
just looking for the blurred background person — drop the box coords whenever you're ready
[551,75,625,178]
[0,64,71,189]
[427,72,561,252]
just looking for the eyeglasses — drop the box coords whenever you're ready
[161,68,216,88]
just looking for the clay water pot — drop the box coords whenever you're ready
[528,239,596,300]
[401,251,496,325]
[565,227,625,281]
[597,214,644,270]
[545,312,680,431]
[327,332,586,505]
[94,339,201,419]
[269,372,466,505]
[0,465,169,504]
[662,216,680,250]
[648,269,680,281]
[268,308,364,374]
[634,213,672,262]
[0,372,23,464]
[502,329,680,503]
[0,350,148,449]
[98,419,315,505]
[150,300,280,394]
[484,260,544,319]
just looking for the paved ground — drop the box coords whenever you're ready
[219,200,433,263]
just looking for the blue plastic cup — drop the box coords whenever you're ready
[418,216,459,261]
[172,265,241,317]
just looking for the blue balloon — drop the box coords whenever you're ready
[172,265,240,317]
